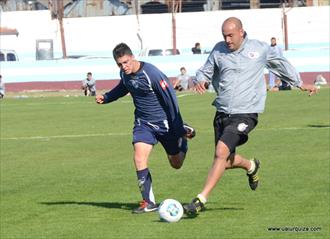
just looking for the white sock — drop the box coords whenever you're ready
[197,194,207,204]
[247,160,256,174]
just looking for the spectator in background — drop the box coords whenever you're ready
[0,75,5,99]
[192,42,202,54]
[269,79,292,92]
[173,67,191,91]
[82,72,96,96]
[268,37,283,90]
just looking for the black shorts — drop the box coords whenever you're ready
[213,112,258,153]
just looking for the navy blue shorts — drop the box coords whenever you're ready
[132,119,187,155]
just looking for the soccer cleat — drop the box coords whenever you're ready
[183,197,205,217]
[132,200,158,214]
[183,123,196,139]
[247,158,260,190]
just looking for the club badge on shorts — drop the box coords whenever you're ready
[237,123,248,132]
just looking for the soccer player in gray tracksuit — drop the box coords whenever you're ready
[184,17,318,216]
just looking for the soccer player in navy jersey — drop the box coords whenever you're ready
[96,43,195,214]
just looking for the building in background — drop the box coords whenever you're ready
[1,0,328,17]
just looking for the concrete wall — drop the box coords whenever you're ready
[1,6,329,57]
[0,6,329,90]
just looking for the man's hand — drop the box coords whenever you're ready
[194,80,209,94]
[95,95,105,104]
[300,84,319,96]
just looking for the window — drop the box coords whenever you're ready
[7,53,17,61]
[165,49,180,55]
[148,49,163,56]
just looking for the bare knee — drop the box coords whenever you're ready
[168,153,185,169]
[214,141,232,168]
[170,161,182,169]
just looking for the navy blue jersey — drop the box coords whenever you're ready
[103,62,184,131]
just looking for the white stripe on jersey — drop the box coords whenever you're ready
[142,70,154,92]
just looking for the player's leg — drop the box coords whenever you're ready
[158,134,188,169]
[226,153,253,170]
[159,120,195,169]
[183,139,231,217]
[226,153,261,191]
[132,122,158,214]
[166,137,188,169]
[199,140,231,198]
[184,113,259,216]
[221,115,260,190]
[132,142,158,213]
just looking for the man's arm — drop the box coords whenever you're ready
[266,47,318,96]
[266,54,302,87]
[96,80,128,104]
[150,73,181,125]
[194,49,216,94]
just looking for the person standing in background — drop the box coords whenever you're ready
[0,75,5,99]
[192,42,202,54]
[173,67,191,91]
[82,72,96,96]
[268,37,283,90]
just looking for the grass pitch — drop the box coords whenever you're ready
[0,88,329,239]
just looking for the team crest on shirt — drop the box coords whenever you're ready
[247,51,260,59]
[132,80,139,89]
[160,79,169,90]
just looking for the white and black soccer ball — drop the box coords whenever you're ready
[158,199,184,223]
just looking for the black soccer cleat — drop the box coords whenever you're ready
[183,197,205,217]
[183,123,196,139]
[132,200,158,214]
[247,158,260,190]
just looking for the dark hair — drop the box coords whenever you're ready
[180,67,186,71]
[87,72,92,76]
[113,43,133,60]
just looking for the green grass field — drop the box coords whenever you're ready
[1,88,329,239]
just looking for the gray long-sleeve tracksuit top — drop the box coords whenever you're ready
[196,35,302,114]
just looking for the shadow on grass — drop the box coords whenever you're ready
[308,124,330,128]
[39,201,137,211]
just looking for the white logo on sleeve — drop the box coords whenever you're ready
[237,123,248,132]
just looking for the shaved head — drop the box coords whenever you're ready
[221,17,245,51]
[222,17,243,30]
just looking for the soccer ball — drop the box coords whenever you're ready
[158,199,184,223]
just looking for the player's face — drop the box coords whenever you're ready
[222,23,244,51]
[116,55,136,74]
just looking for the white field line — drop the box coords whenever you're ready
[1,126,328,141]
[177,93,194,98]
[1,132,130,141]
